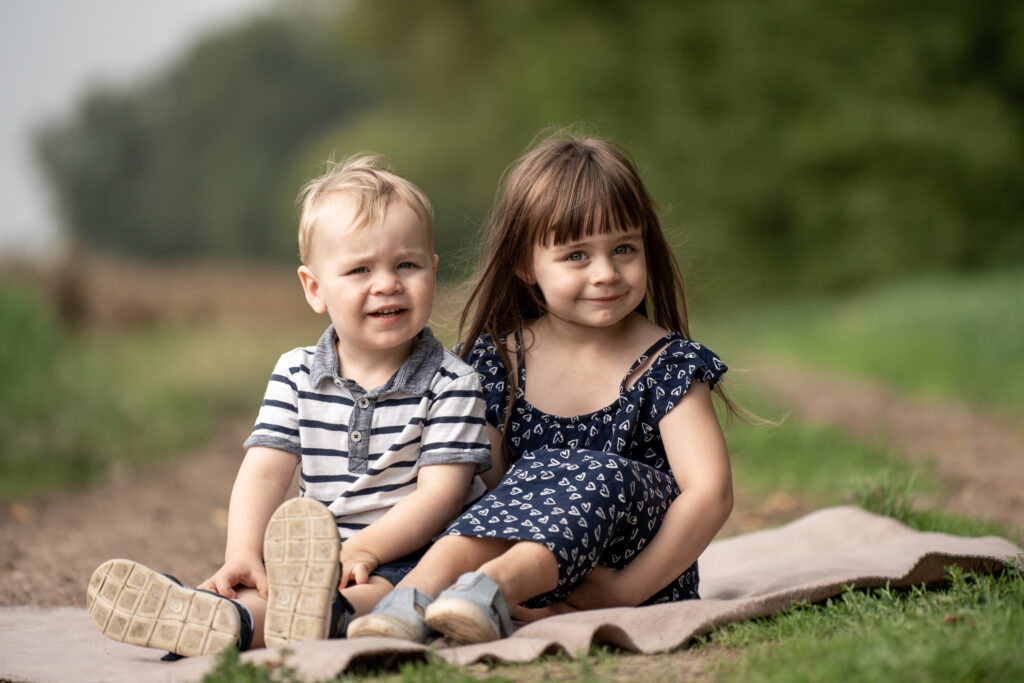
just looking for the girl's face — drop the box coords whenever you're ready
[526,227,647,330]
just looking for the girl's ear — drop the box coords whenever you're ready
[515,264,536,285]
[298,265,328,314]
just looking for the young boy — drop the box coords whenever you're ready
[86,154,492,656]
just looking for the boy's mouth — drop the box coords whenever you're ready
[368,306,406,319]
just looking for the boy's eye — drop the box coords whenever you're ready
[565,251,586,262]
[347,266,370,275]
[397,261,418,270]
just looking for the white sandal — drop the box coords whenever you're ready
[424,572,514,644]
[347,587,435,642]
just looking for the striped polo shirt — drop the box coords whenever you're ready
[244,325,491,539]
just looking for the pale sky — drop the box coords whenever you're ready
[0,0,272,260]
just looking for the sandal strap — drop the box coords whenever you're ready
[440,572,514,638]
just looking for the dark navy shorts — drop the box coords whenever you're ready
[369,545,429,587]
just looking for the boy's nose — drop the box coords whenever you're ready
[370,270,402,294]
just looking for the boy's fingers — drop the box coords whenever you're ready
[254,571,269,600]
[215,575,237,599]
[352,564,371,585]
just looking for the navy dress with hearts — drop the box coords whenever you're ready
[441,332,727,607]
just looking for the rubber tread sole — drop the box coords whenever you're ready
[86,559,240,657]
[263,497,340,648]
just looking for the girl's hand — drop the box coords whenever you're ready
[197,552,268,600]
[565,566,633,609]
[512,602,578,623]
[339,545,380,588]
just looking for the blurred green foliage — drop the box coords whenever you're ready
[35,0,1024,297]
[707,268,1024,417]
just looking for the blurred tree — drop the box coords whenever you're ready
[37,13,359,261]
[36,0,1024,296]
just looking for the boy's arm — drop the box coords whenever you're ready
[338,461,476,586]
[198,446,298,599]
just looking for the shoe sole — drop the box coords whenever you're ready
[86,559,240,657]
[346,613,424,641]
[424,597,501,644]
[263,497,341,648]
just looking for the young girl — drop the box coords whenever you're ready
[346,133,734,645]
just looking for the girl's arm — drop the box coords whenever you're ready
[199,446,298,598]
[479,424,507,490]
[567,381,733,608]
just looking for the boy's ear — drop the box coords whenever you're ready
[432,253,439,277]
[297,265,327,314]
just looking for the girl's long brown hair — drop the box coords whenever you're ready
[459,132,743,470]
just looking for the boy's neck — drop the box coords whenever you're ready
[334,336,417,391]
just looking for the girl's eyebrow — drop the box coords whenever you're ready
[552,229,643,249]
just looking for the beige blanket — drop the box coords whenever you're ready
[2,506,1020,682]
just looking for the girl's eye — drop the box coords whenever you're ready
[614,244,636,255]
[566,251,586,262]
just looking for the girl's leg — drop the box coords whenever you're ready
[397,535,520,597]
[340,576,395,615]
[475,540,559,605]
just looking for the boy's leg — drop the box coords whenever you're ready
[233,578,392,650]
[232,588,266,649]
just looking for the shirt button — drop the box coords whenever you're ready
[357,398,370,409]
[334,379,342,387]
[350,430,363,443]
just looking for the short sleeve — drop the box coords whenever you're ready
[464,334,511,431]
[243,351,304,456]
[418,360,493,474]
[641,338,727,425]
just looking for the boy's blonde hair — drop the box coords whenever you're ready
[297,153,433,264]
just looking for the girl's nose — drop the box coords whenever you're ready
[589,256,620,285]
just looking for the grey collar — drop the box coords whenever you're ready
[309,325,444,396]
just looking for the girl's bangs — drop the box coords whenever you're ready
[531,164,648,247]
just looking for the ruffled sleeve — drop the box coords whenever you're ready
[464,334,511,430]
[640,337,727,425]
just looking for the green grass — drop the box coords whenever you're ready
[0,280,322,501]
[702,268,1024,418]
[722,389,934,507]
[700,565,1024,683]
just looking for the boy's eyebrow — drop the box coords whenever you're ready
[336,246,432,262]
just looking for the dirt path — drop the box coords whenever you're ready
[2,358,1021,609]
[746,358,1024,532]
[0,416,251,607]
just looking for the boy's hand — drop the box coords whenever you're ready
[338,545,380,588]
[197,552,269,600]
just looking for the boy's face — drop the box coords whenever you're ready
[298,193,438,360]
